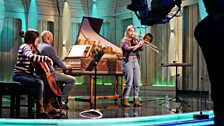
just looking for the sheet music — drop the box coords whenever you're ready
[67,45,88,57]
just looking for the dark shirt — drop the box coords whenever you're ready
[38,42,66,73]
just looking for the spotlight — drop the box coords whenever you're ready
[127,0,148,11]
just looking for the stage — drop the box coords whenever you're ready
[0,91,214,126]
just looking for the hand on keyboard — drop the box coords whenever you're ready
[65,64,73,69]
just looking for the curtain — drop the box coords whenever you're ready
[168,19,178,76]
[121,18,132,38]
[100,22,110,41]
[0,18,22,81]
[0,0,5,34]
[62,1,72,59]
[68,23,81,47]
[181,4,210,92]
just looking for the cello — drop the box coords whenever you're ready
[19,31,61,97]
[32,45,62,97]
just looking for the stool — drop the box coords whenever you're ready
[0,81,34,118]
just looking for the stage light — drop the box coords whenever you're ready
[127,0,148,11]
[127,0,182,26]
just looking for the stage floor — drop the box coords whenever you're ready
[0,92,214,125]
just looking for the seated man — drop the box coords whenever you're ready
[38,31,76,110]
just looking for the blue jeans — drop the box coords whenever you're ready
[13,72,44,100]
[122,56,141,98]
[53,72,75,102]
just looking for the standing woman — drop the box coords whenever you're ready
[120,25,144,107]
[13,29,53,117]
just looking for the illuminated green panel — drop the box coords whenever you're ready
[152,79,175,86]
[74,76,116,86]
[74,76,84,85]
[76,76,174,87]
[96,76,103,85]
[104,83,112,85]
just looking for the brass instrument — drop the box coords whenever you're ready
[144,41,160,53]
[137,33,160,53]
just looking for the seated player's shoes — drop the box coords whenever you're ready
[61,103,69,110]
[45,103,61,113]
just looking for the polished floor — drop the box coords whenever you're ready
[0,91,214,125]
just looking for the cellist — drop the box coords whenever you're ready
[13,29,60,117]
[13,29,50,117]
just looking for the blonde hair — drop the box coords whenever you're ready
[124,25,136,38]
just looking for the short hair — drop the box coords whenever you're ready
[41,31,51,42]
[23,29,39,44]
[143,33,153,43]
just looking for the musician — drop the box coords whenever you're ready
[120,25,144,107]
[13,29,53,117]
[143,33,153,43]
[194,0,224,125]
[38,31,76,110]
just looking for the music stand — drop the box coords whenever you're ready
[79,51,104,119]
[160,62,192,113]
[86,51,104,108]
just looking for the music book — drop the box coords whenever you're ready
[67,45,89,57]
